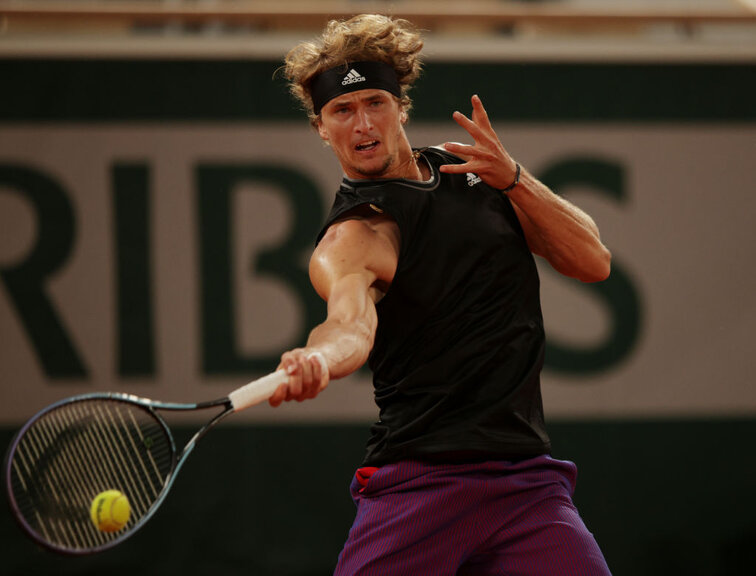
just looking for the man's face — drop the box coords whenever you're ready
[317,89,411,180]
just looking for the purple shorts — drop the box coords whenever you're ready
[334,456,611,576]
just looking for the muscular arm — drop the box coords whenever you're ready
[269,215,399,406]
[441,95,611,283]
[505,168,611,282]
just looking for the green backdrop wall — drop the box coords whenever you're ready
[1,58,755,576]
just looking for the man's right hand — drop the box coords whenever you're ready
[269,349,329,407]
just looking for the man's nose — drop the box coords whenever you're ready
[354,108,373,132]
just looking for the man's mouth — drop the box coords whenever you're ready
[355,140,379,152]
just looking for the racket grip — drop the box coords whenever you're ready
[228,370,289,412]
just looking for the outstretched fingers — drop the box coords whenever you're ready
[451,109,485,142]
[439,94,518,189]
[440,95,502,175]
[439,144,477,174]
[470,94,494,132]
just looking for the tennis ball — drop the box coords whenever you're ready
[90,490,131,532]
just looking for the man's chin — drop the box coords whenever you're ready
[351,157,394,179]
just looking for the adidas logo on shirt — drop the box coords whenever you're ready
[467,173,483,187]
[342,69,367,86]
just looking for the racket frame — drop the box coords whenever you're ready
[4,369,288,555]
[4,392,233,555]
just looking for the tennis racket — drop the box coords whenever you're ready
[3,370,289,556]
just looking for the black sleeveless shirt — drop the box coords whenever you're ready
[318,147,551,466]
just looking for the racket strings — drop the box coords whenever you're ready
[8,399,175,553]
[19,414,100,550]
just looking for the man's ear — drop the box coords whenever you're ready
[400,109,408,124]
[317,121,329,141]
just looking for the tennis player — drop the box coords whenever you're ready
[271,14,612,575]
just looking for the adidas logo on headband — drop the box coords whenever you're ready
[342,69,366,86]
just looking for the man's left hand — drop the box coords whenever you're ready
[439,94,519,191]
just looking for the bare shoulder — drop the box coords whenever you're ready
[310,208,400,300]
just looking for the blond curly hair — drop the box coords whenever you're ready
[283,14,424,127]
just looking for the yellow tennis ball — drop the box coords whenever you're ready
[90,490,131,533]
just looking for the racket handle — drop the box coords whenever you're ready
[228,370,289,412]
